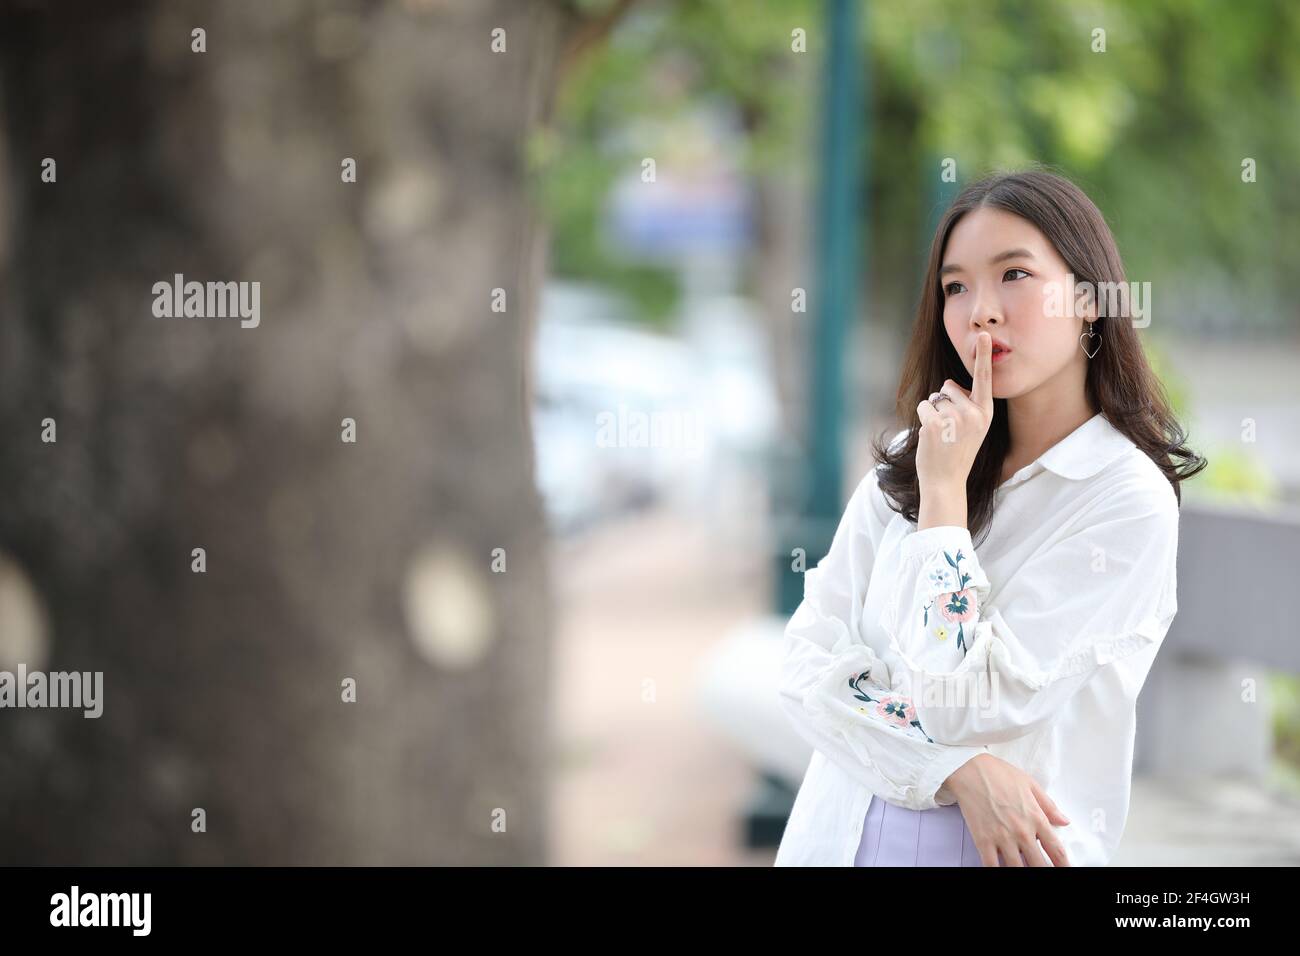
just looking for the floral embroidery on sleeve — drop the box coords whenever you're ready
[922,549,979,655]
[848,669,935,743]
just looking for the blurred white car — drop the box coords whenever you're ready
[531,280,781,536]
[532,282,705,534]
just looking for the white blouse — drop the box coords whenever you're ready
[774,412,1180,866]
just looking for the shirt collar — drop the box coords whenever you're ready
[1036,412,1136,480]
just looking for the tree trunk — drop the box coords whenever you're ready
[0,0,565,864]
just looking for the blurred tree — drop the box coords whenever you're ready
[0,0,627,864]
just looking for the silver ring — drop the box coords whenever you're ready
[928,392,952,408]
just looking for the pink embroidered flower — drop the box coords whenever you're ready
[875,695,917,727]
[939,588,978,623]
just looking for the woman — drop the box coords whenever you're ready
[773,168,1205,867]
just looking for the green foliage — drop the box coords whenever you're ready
[535,0,819,326]
[541,0,1300,336]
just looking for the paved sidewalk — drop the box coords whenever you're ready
[546,503,777,866]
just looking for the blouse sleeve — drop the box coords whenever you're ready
[777,466,991,811]
[877,476,1180,748]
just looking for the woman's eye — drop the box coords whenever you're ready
[1003,268,1030,281]
[943,281,965,297]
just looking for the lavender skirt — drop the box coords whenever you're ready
[854,794,1024,867]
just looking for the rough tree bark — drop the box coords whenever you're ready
[0,0,582,864]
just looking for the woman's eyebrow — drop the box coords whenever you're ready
[939,248,1037,277]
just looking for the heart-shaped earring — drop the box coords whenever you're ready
[1080,321,1102,359]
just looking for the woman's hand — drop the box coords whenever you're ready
[915,331,995,494]
[943,753,1072,867]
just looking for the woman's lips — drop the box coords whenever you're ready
[973,340,1013,362]
[991,348,1011,365]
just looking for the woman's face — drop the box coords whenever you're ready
[939,205,1087,399]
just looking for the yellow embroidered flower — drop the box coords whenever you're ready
[934,624,949,641]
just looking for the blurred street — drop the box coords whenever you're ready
[548,504,777,866]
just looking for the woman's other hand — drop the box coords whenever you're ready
[943,752,1072,867]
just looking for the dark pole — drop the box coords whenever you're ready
[777,0,865,614]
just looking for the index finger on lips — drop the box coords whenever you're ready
[970,331,993,412]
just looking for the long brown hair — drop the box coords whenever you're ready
[872,168,1206,546]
